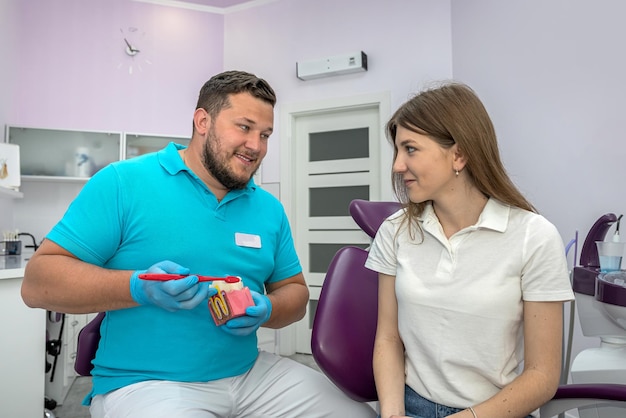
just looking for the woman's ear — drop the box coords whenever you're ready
[452,144,467,172]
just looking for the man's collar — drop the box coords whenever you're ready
[158,142,257,193]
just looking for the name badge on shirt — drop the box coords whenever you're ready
[235,232,262,249]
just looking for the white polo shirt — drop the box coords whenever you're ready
[365,198,574,409]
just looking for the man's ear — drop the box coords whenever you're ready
[193,108,210,135]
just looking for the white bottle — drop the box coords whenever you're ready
[74,147,93,177]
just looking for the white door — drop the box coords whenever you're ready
[279,94,390,354]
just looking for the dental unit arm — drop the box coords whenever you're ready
[573,213,618,296]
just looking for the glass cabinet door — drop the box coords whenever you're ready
[124,133,189,159]
[6,126,121,180]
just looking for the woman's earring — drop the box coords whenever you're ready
[455,170,459,176]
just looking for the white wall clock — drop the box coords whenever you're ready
[118,26,152,75]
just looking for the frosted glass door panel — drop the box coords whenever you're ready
[309,242,369,273]
[309,185,369,217]
[306,220,373,287]
[309,127,369,161]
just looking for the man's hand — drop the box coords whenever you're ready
[130,260,215,311]
[221,290,272,336]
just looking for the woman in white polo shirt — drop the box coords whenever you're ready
[365,82,574,418]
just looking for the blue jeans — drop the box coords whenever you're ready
[404,385,463,418]
[378,385,533,418]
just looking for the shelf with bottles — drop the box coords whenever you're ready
[5,126,122,182]
[4,126,191,182]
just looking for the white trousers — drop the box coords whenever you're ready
[90,351,376,418]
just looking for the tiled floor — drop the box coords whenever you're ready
[49,354,319,418]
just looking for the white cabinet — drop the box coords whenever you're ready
[4,125,190,181]
[0,274,46,417]
[5,126,122,181]
[0,186,22,199]
[124,132,190,159]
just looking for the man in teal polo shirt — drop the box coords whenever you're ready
[22,70,376,418]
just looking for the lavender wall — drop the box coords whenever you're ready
[225,0,452,105]
[451,0,626,363]
[451,0,626,237]
[223,0,453,185]
[0,0,19,226]
[0,0,16,128]
[10,0,224,135]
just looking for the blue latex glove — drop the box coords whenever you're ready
[130,260,216,312]
[221,290,272,336]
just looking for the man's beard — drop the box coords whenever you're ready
[202,126,259,190]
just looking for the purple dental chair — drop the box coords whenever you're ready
[310,200,626,416]
[74,312,104,376]
[311,199,402,402]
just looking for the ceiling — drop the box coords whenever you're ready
[134,0,273,13]
[180,0,257,7]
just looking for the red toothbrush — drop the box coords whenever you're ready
[138,273,241,283]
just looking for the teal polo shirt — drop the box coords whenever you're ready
[46,142,302,404]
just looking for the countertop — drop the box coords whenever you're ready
[0,251,32,280]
